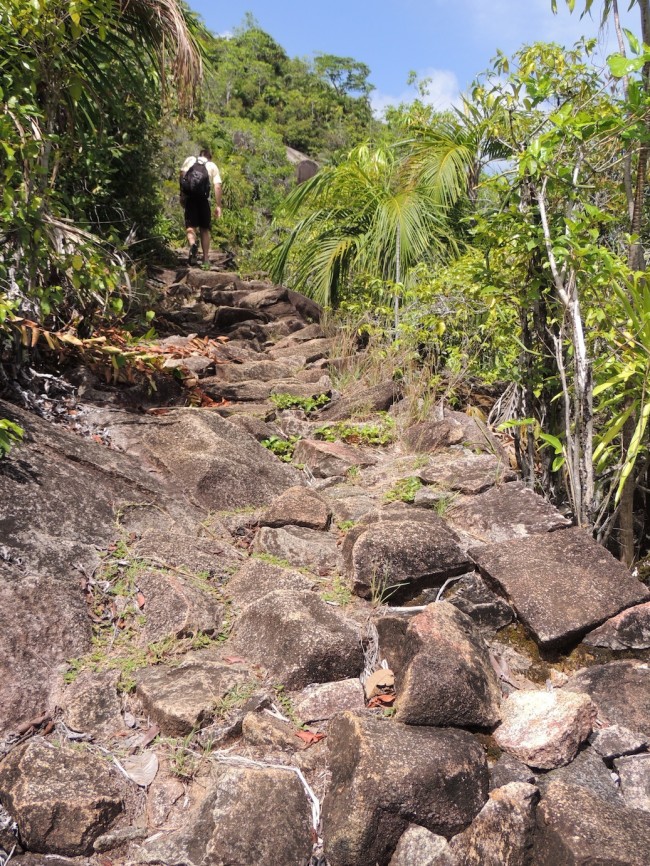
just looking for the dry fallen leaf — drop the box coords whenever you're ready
[367,694,395,708]
[135,592,146,609]
[223,655,247,664]
[121,751,159,787]
[295,730,326,747]
[364,668,395,700]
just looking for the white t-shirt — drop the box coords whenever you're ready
[181,156,222,187]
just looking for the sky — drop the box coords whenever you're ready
[189,0,639,116]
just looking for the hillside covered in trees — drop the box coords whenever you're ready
[1,0,650,560]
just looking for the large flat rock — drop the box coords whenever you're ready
[563,661,650,739]
[472,528,649,648]
[416,453,516,496]
[447,481,570,544]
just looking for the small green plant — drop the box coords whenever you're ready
[261,434,300,462]
[336,519,356,532]
[346,465,361,480]
[369,570,408,607]
[384,476,423,503]
[315,415,395,446]
[321,575,353,605]
[251,552,295,569]
[273,684,301,726]
[0,418,24,457]
[270,393,330,413]
[213,681,258,718]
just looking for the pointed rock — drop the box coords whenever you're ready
[449,782,539,866]
[377,602,501,728]
[583,601,650,650]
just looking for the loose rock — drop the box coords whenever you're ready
[293,679,365,723]
[583,601,650,650]
[0,738,123,856]
[251,525,339,571]
[377,602,501,728]
[389,825,457,866]
[564,661,650,738]
[615,753,650,812]
[259,485,332,530]
[494,689,597,769]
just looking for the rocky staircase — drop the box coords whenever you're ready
[0,265,649,866]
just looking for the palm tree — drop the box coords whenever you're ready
[269,143,458,319]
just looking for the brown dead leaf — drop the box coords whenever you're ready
[367,694,395,708]
[223,655,247,664]
[364,669,395,700]
[295,730,326,747]
[135,592,146,609]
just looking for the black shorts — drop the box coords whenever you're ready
[184,195,211,230]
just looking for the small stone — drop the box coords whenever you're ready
[494,689,597,769]
[60,670,124,738]
[583,601,650,650]
[615,754,650,813]
[292,679,365,722]
[251,525,339,572]
[489,754,536,790]
[259,485,332,530]
[589,724,648,760]
[0,738,123,856]
[389,825,457,865]
[241,712,299,751]
[293,438,376,477]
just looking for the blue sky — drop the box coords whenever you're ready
[190,0,637,115]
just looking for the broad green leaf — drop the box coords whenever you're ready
[623,28,641,55]
[608,54,644,77]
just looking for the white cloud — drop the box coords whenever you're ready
[371,67,461,118]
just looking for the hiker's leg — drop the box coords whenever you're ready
[199,227,211,263]
[186,227,196,248]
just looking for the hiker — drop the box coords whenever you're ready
[179,148,222,268]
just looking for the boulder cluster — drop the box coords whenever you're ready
[1,264,649,866]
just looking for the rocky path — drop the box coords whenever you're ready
[1,265,650,866]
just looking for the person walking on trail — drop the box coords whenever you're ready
[179,148,222,268]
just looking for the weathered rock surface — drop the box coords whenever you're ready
[417,452,516,495]
[494,689,597,769]
[241,711,299,751]
[377,602,501,728]
[583,601,650,650]
[343,511,471,599]
[389,826,457,866]
[402,419,465,451]
[137,568,224,643]
[259,485,332,530]
[449,782,539,866]
[225,558,315,608]
[59,670,124,738]
[472,527,649,648]
[564,661,650,738]
[317,381,402,422]
[537,745,623,806]
[532,781,650,865]
[589,724,648,760]
[229,590,363,688]
[447,481,570,545]
[446,573,514,632]
[489,754,536,790]
[322,712,488,866]
[251,525,339,571]
[136,657,254,736]
[615,753,650,812]
[292,678,365,723]
[100,409,301,510]
[293,438,376,477]
[0,738,123,855]
[140,764,312,866]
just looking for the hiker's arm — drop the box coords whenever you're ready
[179,171,186,205]
[214,182,222,218]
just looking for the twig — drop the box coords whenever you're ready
[435,575,464,602]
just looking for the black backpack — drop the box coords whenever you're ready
[181,158,210,199]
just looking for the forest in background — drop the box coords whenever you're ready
[1,0,650,567]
